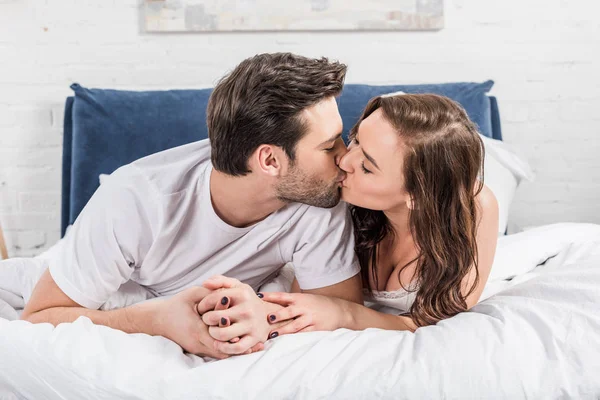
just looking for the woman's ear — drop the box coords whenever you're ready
[406,195,415,210]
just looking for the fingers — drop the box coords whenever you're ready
[219,316,230,327]
[202,306,247,326]
[270,316,312,337]
[217,315,242,344]
[214,293,231,312]
[244,342,264,355]
[208,322,249,342]
[202,275,243,290]
[253,342,265,352]
[258,292,295,306]
[215,335,257,355]
[197,286,256,315]
[183,286,211,303]
[267,306,301,324]
[196,289,237,315]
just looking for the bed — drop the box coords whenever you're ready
[1,81,599,399]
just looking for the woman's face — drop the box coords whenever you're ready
[339,109,411,212]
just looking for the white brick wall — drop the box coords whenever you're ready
[0,0,599,256]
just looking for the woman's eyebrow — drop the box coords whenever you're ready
[362,148,380,170]
[356,133,381,171]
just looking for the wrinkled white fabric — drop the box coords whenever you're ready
[1,223,599,399]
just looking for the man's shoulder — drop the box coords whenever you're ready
[109,139,212,197]
[284,201,352,230]
[305,201,350,217]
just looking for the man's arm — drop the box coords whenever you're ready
[290,202,363,304]
[21,269,150,331]
[291,273,363,304]
[22,269,230,359]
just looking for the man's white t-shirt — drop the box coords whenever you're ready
[50,139,360,309]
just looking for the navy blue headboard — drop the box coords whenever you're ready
[62,96,75,238]
[61,84,502,237]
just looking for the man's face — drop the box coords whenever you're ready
[276,97,347,208]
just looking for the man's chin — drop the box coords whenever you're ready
[286,190,341,208]
[305,193,340,209]
[276,181,342,208]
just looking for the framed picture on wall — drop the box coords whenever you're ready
[143,0,444,32]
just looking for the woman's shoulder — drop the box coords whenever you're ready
[476,184,499,216]
[475,183,500,239]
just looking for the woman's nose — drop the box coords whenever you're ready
[338,147,354,173]
[335,144,349,167]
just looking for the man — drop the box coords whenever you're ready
[22,53,363,359]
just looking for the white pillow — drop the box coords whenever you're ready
[99,173,109,185]
[481,136,535,235]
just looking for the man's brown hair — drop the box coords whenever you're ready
[207,53,347,176]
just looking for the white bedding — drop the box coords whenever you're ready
[1,223,600,399]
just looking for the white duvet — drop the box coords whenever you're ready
[1,223,600,399]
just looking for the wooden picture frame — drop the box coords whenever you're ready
[144,0,445,32]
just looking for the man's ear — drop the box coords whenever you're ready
[255,144,284,177]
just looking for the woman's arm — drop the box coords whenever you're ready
[462,184,499,309]
[260,291,418,334]
[341,300,418,332]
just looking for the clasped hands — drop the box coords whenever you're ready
[155,275,341,360]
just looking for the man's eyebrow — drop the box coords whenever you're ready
[318,132,343,147]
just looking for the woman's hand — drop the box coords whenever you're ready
[259,292,346,337]
[197,275,272,355]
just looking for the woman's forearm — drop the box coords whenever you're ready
[338,299,418,332]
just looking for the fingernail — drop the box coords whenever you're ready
[220,317,227,325]
[269,331,279,339]
[221,296,228,305]
[257,292,264,298]
[269,314,276,322]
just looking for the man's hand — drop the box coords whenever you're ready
[150,286,232,359]
[197,276,273,355]
[22,271,260,359]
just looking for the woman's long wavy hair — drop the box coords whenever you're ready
[350,94,485,327]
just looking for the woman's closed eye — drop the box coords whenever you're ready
[361,162,372,174]
[350,137,372,174]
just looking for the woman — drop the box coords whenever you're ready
[260,93,499,333]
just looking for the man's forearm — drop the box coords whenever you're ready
[22,301,158,335]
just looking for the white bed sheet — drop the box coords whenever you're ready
[1,223,600,399]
